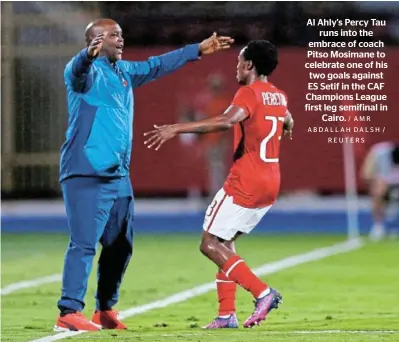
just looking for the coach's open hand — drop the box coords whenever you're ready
[144,124,178,151]
[199,32,234,55]
[87,31,108,58]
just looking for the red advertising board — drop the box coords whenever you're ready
[125,47,398,194]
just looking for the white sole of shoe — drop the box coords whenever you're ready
[53,321,102,332]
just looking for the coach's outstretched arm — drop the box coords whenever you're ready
[143,105,247,151]
[64,32,108,93]
[122,33,234,88]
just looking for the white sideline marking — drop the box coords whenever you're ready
[1,274,62,296]
[122,330,399,337]
[28,238,363,342]
[281,330,399,334]
[37,330,398,339]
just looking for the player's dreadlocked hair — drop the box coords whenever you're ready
[243,40,278,76]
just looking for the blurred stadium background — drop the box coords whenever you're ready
[1,2,399,341]
[2,1,399,235]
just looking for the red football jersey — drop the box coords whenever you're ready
[223,81,288,208]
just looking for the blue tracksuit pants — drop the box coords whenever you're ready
[58,176,134,312]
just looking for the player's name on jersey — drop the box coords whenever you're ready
[261,92,287,106]
[308,126,382,133]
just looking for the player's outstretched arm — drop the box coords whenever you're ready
[144,105,246,151]
[65,32,107,92]
[283,110,294,140]
[122,33,234,88]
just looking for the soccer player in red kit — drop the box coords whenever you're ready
[144,40,294,329]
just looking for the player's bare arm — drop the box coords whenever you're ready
[283,110,294,140]
[144,105,247,151]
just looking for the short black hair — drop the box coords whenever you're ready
[243,40,278,76]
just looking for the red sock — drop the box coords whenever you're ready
[216,270,236,316]
[222,255,268,298]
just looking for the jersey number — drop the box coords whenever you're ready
[259,116,285,163]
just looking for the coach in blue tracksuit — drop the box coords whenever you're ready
[55,18,234,331]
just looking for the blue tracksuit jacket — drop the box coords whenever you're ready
[60,44,200,182]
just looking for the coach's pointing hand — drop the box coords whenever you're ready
[88,31,108,58]
[199,32,234,55]
[144,124,178,151]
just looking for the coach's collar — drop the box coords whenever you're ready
[96,56,121,67]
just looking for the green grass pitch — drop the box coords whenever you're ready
[1,233,398,341]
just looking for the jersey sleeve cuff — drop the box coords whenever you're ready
[231,103,250,118]
[184,43,201,61]
[79,48,96,63]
